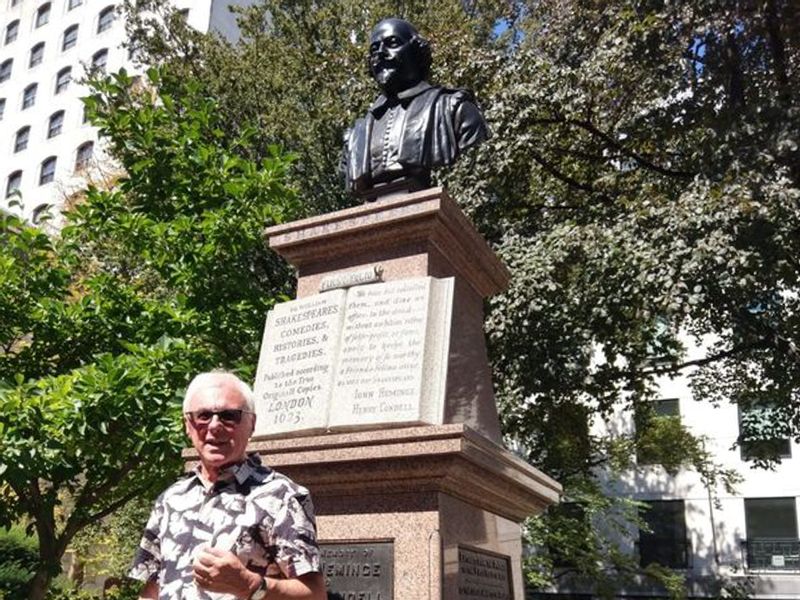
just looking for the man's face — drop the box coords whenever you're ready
[184,382,254,473]
[369,19,422,94]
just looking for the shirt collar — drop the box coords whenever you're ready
[193,453,266,489]
[369,80,433,114]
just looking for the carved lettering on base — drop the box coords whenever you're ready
[253,276,454,436]
[321,542,393,600]
[457,546,513,600]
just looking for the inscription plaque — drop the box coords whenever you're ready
[321,541,393,600]
[320,266,383,292]
[330,277,452,428]
[253,291,346,436]
[457,546,513,600]
[253,276,454,436]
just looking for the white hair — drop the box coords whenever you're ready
[183,371,256,413]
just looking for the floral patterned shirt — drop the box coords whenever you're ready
[128,453,320,599]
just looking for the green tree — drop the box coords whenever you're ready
[0,68,300,599]
[13,0,797,597]
[451,0,798,593]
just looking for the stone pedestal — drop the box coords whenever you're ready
[217,188,560,598]
[246,425,560,600]
[264,187,510,443]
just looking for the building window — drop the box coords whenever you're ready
[97,5,115,34]
[6,170,22,198]
[29,42,45,67]
[738,401,792,462]
[638,500,689,569]
[35,3,51,28]
[39,156,56,184]
[75,141,93,171]
[5,19,19,45]
[31,203,52,224]
[743,497,799,571]
[62,24,78,51]
[635,398,681,466]
[653,398,679,417]
[0,97,5,120]
[0,59,13,83]
[47,110,64,138]
[21,83,36,109]
[14,126,30,152]
[68,0,82,9]
[55,66,71,94]
[91,48,108,72]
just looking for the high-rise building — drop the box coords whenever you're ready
[0,0,254,223]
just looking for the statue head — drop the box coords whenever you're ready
[368,18,432,96]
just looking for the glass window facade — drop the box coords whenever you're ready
[35,3,51,28]
[638,500,689,569]
[39,156,57,184]
[91,48,108,71]
[743,497,799,571]
[30,42,45,67]
[55,67,71,94]
[6,171,22,197]
[22,83,37,109]
[5,20,19,45]
[0,59,13,83]
[48,110,64,138]
[75,141,94,170]
[738,401,792,461]
[14,126,30,152]
[97,6,115,33]
[62,25,78,51]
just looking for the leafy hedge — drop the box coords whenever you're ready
[0,526,37,599]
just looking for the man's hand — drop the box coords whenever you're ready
[192,546,261,598]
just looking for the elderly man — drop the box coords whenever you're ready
[129,371,326,600]
[342,17,488,198]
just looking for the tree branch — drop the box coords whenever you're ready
[61,484,151,556]
[565,119,696,179]
[638,339,767,377]
[528,149,599,193]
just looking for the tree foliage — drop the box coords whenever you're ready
[0,526,38,599]
[118,0,799,597]
[3,0,797,597]
[0,68,300,599]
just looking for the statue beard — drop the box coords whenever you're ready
[373,64,397,87]
[373,60,419,96]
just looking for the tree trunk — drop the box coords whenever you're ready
[28,567,53,600]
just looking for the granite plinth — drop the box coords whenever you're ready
[265,187,509,300]
[186,425,561,599]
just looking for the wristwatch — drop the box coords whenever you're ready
[250,577,268,600]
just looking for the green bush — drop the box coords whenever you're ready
[43,578,139,600]
[0,526,37,599]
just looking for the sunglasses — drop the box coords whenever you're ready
[185,409,252,427]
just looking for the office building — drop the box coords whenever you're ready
[0,0,253,223]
